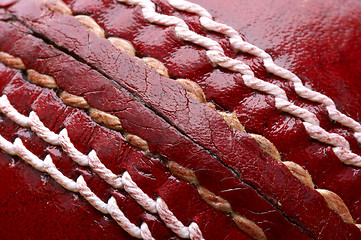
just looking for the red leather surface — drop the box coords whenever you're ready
[0,64,251,239]
[1,0,361,239]
[0,19,310,239]
[64,0,361,223]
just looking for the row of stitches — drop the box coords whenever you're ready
[0,93,204,240]
[0,12,359,238]
[1,3,273,238]
[59,1,361,229]
[0,16,265,239]
[166,0,361,143]
[115,0,361,167]
[56,3,361,231]
[61,2,361,231]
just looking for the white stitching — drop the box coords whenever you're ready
[140,222,156,240]
[88,150,124,188]
[0,94,204,240]
[107,196,143,239]
[189,222,205,240]
[13,137,45,171]
[2,133,153,238]
[166,0,212,19]
[167,0,361,159]
[58,129,90,166]
[117,0,361,167]
[43,154,79,192]
[0,95,31,127]
[156,197,191,238]
[122,171,158,214]
[0,134,16,155]
[76,175,110,214]
[167,0,361,142]
[29,111,60,145]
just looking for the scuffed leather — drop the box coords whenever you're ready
[1,0,361,239]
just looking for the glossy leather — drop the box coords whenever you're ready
[1,0,361,239]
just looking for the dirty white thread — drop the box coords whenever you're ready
[156,197,191,238]
[88,149,124,188]
[122,171,157,214]
[0,130,156,239]
[0,95,31,127]
[59,128,90,166]
[76,175,110,213]
[0,133,155,238]
[29,111,60,145]
[108,196,145,239]
[167,0,361,144]
[117,0,361,167]
[0,94,203,239]
[13,137,45,171]
[43,154,79,192]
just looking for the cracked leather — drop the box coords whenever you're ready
[0,0,361,239]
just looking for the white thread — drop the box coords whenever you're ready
[43,154,79,192]
[174,27,223,52]
[180,1,361,142]
[0,134,16,155]
[77,175,109,214]
[274,98,319,126]
[122,171,157,214]
[303,123,350,149]
[156,197,190,238]
[0,95,203,239]
[118,0,361,167]
[107,196,143,238]
[167,0,361,146]
[167,0,212,18]
[140,222,156,240]
[189,222,205,240]
[88,150,124,189]
[13,138,45,171]
[59,128,90,166]
[0,95,31,127]
[29,111,60,145]
[334,147,361,167]
[0,133,156,239]
[205,50,253,76]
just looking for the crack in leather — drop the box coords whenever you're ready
[74,0,361,227]
[0,13,348,240]
[0,16,312,238]
[0,68,217,239]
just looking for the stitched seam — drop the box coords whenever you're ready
[166,0,361,140]
[1,1,358,235]
[0,48,271,238]
[1,14,312,236]
[0,59,267,238]
[0,10,278,238]
[115,0,361,168]
[0,38,356,238]
[0,94,204,240]
[0,49,355,238]
[70,1,361,231]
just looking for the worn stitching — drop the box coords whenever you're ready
[0,49,357,238]
[0,37,356,238]
[0,48,269,238]
[116,0,361,167]
[166,0,361,142]
[0,94,204,240]
[0,135,155,239]
[1,0,358,236]
[67,3,361,230]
